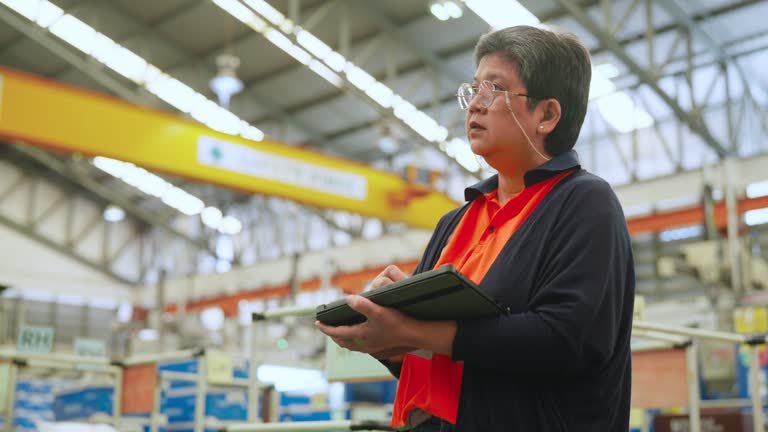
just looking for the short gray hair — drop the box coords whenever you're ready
[474,26,591,155]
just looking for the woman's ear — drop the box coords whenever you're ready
[537,99,561,135]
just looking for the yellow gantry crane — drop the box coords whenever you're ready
[0,67,459,229]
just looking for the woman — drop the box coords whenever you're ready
[317,25,634,432]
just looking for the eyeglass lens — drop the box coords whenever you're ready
[457,80,495,110]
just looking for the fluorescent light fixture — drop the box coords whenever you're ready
[212,0,258,24]
[147,75,202,113]
[463,0,540,29]
[243,0,288,28]
[430,2,451,20]
[346,64,376,91]
[263,27,317,67]
[192,101,243,135]
[242,123,266,141]
[105,47,151,82]
[35,1,62,27]
[103,204,126,222]
[216,0,480,173]
[747,180,768,199]
[219,215,243,235]
[430,0,463,20]
[95,157,242,231]
[366,82,395,108]
[266,29,302,57]
[745,208,768,226]
[443,1,464,18]
[1,0,266,144]
[659,225,703,242]
[296,29,332,59]
[201,206,224,229]
[308,60,342,87]
[93,156,130,177]
[48,15,96,54]
[162,187,205,216]
[323,51,347,72]
[285,44,312,65]
[393,98,417,121]
[3,0,41,21]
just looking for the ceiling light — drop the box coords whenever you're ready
[464,0,540,28]
[378,136,398,154]
[2,0,265,144]
[745,208,768,226]
[747,180,768,199]
[219,215,243,235]
[430,1,450,20]
[443,1,463,18]
[103,204,125,222]
[201,206,224,229]
[429,0,463,21]
[210,54,244,109]
[216,0,480,173]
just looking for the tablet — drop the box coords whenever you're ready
[315,264,506,326]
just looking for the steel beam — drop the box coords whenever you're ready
[11,144,215,256]
[555,0,728,157]
[0,206,133,284]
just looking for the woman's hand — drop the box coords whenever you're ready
[315,264,457,358]
[315,295,418,359]
[371,264,408,288]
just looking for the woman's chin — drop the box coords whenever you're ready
[469,141,489,157]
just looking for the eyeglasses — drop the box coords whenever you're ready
[456,80,533,110]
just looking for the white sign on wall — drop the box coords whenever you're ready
[324,337,394,382]
[17,325,54,354]
[74,338,106,357]
[198,136,368,200]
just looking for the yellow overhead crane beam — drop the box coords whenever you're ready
[0,67,460,229]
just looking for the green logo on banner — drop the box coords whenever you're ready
[17,325,54,353]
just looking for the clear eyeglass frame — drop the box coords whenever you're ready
[456,79,532,110]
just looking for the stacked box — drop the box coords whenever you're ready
[53,386,113,421]
[12,379,63,432]
[154,358,250,430]
[278,392,331,422]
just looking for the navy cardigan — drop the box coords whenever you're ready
[389,150,635,431]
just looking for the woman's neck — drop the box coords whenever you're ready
[496,172,526,206]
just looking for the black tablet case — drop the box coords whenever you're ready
[315,265,506,326]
